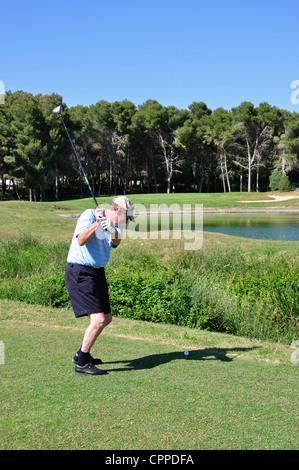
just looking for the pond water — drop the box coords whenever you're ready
[202,213,299,241]
[134,211,299,241]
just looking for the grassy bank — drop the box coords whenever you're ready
[0,233,297,344]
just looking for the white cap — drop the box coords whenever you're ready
[112,196,135,221]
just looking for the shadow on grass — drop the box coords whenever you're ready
[105,347,260,372]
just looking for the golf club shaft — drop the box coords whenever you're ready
[59,114,98,208]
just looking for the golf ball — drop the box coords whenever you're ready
[184,351,189,358]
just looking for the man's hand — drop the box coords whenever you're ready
[101,217,116,234]
[95,208,105,224]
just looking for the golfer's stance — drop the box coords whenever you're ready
[65,196,134,376]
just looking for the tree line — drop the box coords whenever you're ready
[0,90,298,201]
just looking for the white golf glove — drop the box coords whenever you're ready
[101,217,116,234]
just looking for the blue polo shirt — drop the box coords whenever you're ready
[66,209,122,268]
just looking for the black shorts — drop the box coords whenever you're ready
[65,263,111,317]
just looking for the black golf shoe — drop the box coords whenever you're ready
[75,363,108,376]
[72,352,103,365]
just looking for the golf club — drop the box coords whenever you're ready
[52,105,98,207]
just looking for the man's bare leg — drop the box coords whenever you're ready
[75,312,112,375]
[81,312,112,353]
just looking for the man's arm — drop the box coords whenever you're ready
[111,230,121,247]
[77,209,122,247]
[77,209,103,246]
[77,220,101,246]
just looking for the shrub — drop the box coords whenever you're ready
[269,169,293,191]
[0,234,70,307]
[278,173,293,191]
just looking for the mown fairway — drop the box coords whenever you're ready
[0,300,298,450]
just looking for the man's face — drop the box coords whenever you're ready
[108,207,128,227]
[117,208,129,225]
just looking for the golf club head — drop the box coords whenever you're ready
[52,105,62,115]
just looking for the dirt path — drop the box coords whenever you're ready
[239,194,299,203]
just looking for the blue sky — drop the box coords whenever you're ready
[1,0,299,112]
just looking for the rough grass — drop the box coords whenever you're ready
[0,233,297,344]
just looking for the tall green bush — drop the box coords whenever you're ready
[0,234,70,307]
[269,169,293,191]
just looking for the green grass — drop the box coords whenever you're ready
[0,200,76,242]
[0,300,298,450]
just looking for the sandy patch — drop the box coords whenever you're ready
[239,194,299,203]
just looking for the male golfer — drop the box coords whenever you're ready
[65,196,134,376]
